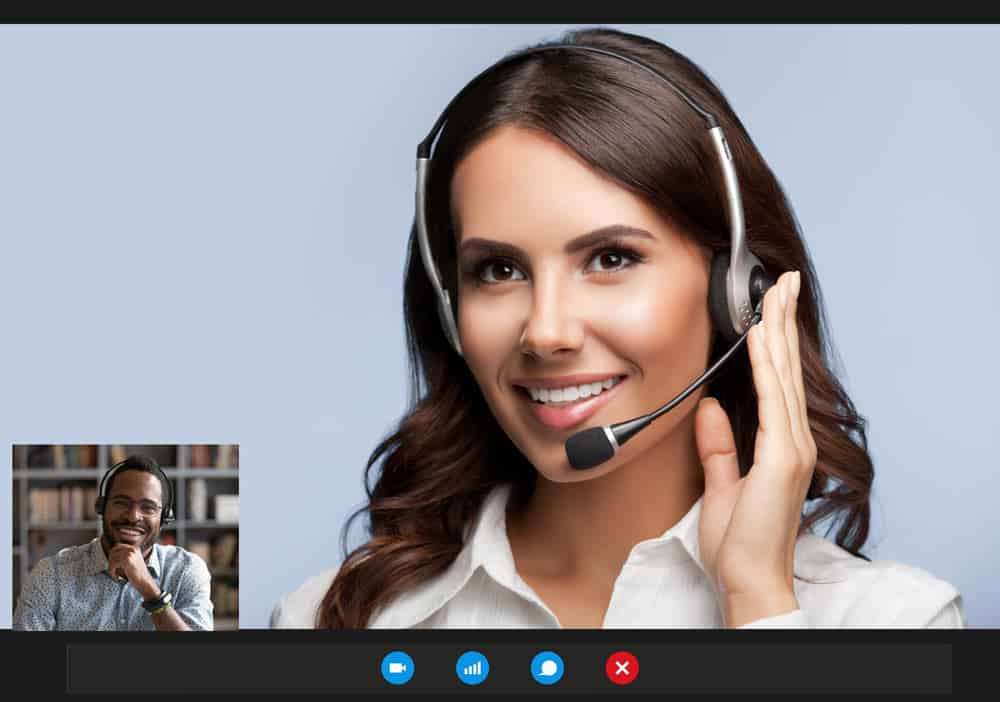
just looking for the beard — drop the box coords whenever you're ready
[102,515,159,553]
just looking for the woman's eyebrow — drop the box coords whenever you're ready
[458,225,656,259]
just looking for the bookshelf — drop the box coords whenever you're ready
[11,444,239,630]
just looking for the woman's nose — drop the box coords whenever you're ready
[519,278,584,359]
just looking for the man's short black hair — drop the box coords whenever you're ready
[105,454,171,510]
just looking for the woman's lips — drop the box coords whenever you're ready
[518,377,627,431]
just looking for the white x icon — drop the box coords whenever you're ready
[615,661,630,676]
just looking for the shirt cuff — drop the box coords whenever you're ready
[738,608,808,628]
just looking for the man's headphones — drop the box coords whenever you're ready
[413,44,774,355]
[94,456,175,524]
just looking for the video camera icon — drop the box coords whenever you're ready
[380,651,415,685]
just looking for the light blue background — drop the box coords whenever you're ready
[1,24,997,629]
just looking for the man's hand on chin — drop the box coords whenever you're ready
[108,544,160,601]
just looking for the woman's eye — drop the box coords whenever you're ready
[470,247,641,284]
[586,248,639,274]
[479,260,525,284]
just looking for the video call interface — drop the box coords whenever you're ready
[1,16,995,698]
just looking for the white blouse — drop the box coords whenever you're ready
[271,484,964,629]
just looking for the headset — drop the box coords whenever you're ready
[95,456,175,524]
[414,44,776,471]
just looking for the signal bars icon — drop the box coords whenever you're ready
[455,651,490,685]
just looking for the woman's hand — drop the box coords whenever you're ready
[694,270,817,627]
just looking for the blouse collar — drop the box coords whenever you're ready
[368,483,708,627]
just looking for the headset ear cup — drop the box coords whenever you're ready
[94,497,105,516]
[709,251,739,343]
[161,472,175,523]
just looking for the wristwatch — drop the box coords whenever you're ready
[142,590,173,614]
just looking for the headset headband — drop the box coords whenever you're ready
[414,44,764,355]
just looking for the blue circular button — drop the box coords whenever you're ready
[531,651,564,685]
[380,650,415,685]
[455,650,490,685]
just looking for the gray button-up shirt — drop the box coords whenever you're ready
[13,537,213,631]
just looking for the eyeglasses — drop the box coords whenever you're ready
[108,497,162,517]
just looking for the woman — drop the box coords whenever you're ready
[272,27,963,628]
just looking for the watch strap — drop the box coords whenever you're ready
[142,590,172,613]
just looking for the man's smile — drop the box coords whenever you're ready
[113,524,146,543]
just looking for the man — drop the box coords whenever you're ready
[14,454,213,630]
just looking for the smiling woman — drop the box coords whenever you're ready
[460,219,651,433]
[270,27,964,630]
[452,126,718,480]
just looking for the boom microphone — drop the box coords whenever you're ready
[564,309,763,470]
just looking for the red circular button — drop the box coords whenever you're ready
[605,650,639,685]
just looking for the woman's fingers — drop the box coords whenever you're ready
[747,269,819,489]
[749,275,793,452]
[695,396,740,495]
[758,271,813,469]
[785,272,805,408]
[785,272,816,467]
[772,273,808,460]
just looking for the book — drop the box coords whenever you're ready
[211,582,239,616]
[84,487,98,520]
[189,444,238,469]
[60,488,71,521]
[188,478,207,522]
[188,540,211,565]
[27,445,53,468]
[190,445,213,468]
[73,445,97,468]
[109,445,127,465]
[214,495,239,524]
[28,486,100,523]
[211,533,238,569]
[75,488,83,521]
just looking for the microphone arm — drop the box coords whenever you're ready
[564,310,762,471]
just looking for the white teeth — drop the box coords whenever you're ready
[526,377,622,404]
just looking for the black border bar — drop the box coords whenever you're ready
[66,641,951,694]
[0,2,998,23]
[3,629,992,698]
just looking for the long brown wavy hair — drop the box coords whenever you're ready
[318,27,874,628]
